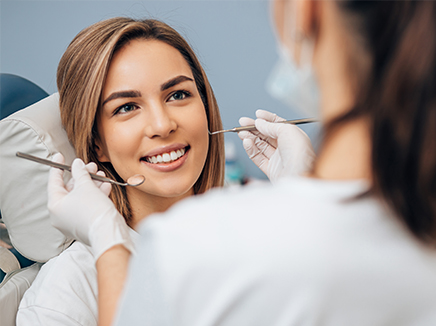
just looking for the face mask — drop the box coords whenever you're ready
[266,2,321,118]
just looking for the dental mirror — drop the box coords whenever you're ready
[16,152,145,187]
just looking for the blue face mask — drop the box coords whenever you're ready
[266,5,321,119]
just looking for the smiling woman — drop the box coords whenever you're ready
[59,18,224,227]
[16,18,224,326]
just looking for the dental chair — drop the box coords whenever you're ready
[0,75,76,325]
[0,74,49,120]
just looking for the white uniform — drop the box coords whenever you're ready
[115,177,436,326]
[17,230,138,326]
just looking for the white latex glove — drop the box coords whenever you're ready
[47,153,134,260]
[238,109,315,183]
[65,161,107,192]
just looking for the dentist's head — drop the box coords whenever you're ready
[269,0,373,122]
[270,0,436,243]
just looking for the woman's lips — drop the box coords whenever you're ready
[140,146,190,172]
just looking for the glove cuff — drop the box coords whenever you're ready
[89,208,135,261]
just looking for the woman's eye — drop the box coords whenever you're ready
[169,90,190,101]
[115,104,137,114]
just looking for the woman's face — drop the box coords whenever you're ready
[96,39,209,201]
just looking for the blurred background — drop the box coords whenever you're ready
[0,0,320,182]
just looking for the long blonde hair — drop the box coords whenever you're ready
[57,18,224,226]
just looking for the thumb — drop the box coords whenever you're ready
[47,153,68,206]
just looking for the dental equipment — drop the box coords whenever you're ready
[16,152,145,187]
[208,117,317,135]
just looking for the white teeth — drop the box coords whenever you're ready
[163,153,171,162]
[145,148,187,164]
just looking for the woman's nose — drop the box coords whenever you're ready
[144,104,177,138]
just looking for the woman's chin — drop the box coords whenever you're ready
[134,183,195,200]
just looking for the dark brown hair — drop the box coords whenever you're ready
[57,18,225,226]
[326,1,436,243]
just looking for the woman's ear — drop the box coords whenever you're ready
[94,138,110,162]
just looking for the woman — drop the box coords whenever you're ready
[59,17,224,228]
[48,0,436,325]
[17,17,225,325]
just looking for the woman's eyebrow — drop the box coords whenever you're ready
[101,76,193,106]
[102,90,141,106]
[161,75,194,91]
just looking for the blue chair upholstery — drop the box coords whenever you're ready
[0,73,49,120]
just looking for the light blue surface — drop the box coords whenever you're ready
[0,0,320,179]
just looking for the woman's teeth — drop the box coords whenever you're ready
[145,148,186,164]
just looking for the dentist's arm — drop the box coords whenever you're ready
[238,109,315,183]
[96,245,130,326]
[47,154,134,326]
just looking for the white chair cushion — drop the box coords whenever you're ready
[0,93,76,262]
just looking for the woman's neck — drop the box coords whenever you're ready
[126,188,194,229]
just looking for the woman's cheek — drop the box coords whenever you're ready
[192,113,210,158]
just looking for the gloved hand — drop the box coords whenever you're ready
[238,109,315,183]
[47,153,134,260]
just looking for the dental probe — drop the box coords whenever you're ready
[16,152,145,187]
[208,117,317,135]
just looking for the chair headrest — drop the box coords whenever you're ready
[0,93,76,262]
[0,73,49,119]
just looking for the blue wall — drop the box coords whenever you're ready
[0,0,319,179]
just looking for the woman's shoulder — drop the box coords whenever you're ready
[17,241,98,326]
[34,241,95,282]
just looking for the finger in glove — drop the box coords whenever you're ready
[256,109,286,122]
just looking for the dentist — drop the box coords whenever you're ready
[48,0,436,325]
